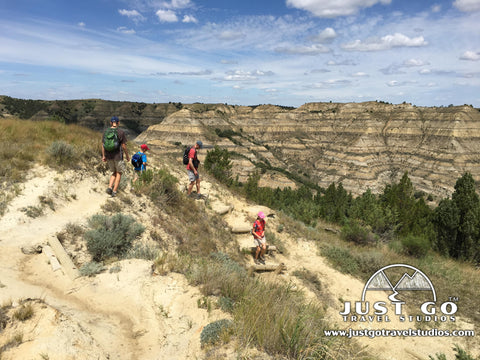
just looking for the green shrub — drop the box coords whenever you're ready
[341,220,376,245]
[200,319,233,348]
[188,252,248,300]
[126,242,160,260]
[217,296,234,313]
[79,261,105,277]
[204,145,233,185]
[84,213,145,261]
[353,251,385,280]
[401,235,430,258]
[132,169,180,207]
[47,140,75,165]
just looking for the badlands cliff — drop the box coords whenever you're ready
[136,102,480,199]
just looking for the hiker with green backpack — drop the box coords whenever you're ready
[102,116,129,197]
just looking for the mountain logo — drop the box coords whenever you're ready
[361,264,436,303]
[340,263,458,323]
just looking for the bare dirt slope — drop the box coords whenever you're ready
[0,165,229,360]
[0,153,478,359]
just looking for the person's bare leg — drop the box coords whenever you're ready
[187,181,194,195]
[109,174,116,189]
[113,173,122,192]
[260,244,267,259]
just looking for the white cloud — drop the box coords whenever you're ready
[78,22,86,28]
[431,4,442,12]
[286,0,392,18]
[0,20,195,77]
[117,27,136,34]
[118,9,143,19]
[403,58,429,67]
[311,27,337,43]
[459,50,480,61]
[223,69,274,81]
[156,9,178,22]
[160,0,193,9]
[453,0,480,12]
[182,15,198,23]
[274,44,330,55]
[342,33,427,51]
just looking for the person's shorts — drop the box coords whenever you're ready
[107,159,126,174]
[254,236,266,247]
[187,170,199,182]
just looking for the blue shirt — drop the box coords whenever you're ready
[134,152,147,171]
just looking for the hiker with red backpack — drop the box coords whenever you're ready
[132,144,150,183]
[102,116,129,197]
[253,211,267,264]
[186,140,203,197]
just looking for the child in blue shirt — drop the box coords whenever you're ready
[133,144,150,182]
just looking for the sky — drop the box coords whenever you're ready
[0,0,479,107]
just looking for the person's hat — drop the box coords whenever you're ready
[141,144,150,151]
[110,116,119,123]
[257,211,265,219]
[196,140,203,149]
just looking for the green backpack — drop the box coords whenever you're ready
[103,128,120,152]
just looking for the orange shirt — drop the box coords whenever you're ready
[186,147,198,171]
[253,219,265,238]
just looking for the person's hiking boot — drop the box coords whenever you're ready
[106,187,113,195]
[111,191,117,198]
[259,258,265,265]
[254,259,261,265]
[260,255,266,262]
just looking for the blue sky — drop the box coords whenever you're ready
[1,0,479,107]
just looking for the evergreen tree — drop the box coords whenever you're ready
[204,146,233,185]
[433,172,480,261]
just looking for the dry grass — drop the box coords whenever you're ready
[0,117,102,215]
[164,252,366,359]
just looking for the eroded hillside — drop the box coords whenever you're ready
[137,102,480,199]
